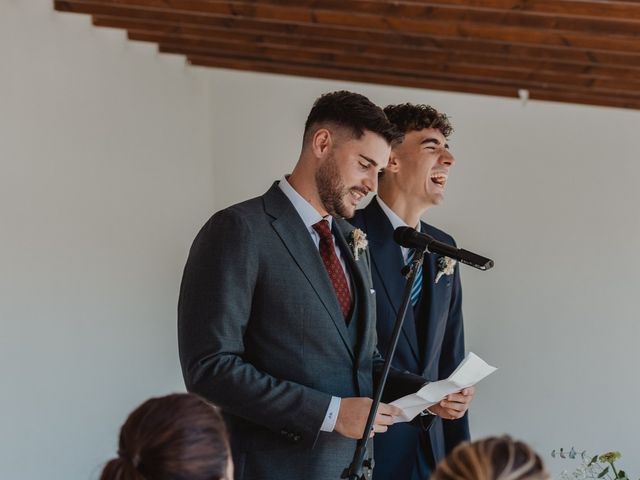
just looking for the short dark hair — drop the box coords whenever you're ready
[100,393,230,480]
[383,103,453,138]
[304,90,403,146]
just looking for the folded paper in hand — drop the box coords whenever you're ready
[391,352,497,422]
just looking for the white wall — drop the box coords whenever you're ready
[1,2,213,479]
[208,69,640,475]
[4,1,640,478]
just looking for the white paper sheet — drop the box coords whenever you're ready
[390,352,497,422]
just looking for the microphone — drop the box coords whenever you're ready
[394,226,494,271]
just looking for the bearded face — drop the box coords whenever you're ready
[316,152,368,219]
[312,130,391,218]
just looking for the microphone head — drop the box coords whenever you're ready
[393,226,415,248]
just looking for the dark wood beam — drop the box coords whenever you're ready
[92,15,640,71]
[52,0,640,110]
[405,0,640,20]
[264,0,640,23]
[239,0,640,38]
[61,0,640,33]
[149,38,640,98]
[186,54,640,110]
[55,0,640,52]
[126,31,640,90]
[119,25,640,81]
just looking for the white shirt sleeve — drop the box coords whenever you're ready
[320,396,342,432]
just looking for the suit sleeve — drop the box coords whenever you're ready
[178,209,331,448]
[438,249,471,452]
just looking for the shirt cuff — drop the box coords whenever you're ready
[320,396,341,432]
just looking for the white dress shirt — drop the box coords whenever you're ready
[278,176,346,432]
[376,196,421,262]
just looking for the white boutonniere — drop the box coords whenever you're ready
[435,256,456,284]
[350,228,368,260]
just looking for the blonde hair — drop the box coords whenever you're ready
[432,435,549,480]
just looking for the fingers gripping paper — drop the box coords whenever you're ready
[391,352,497,422]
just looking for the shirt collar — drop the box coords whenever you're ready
[376,196,421,262]
[376,196,420,232]
[278,175,333,230]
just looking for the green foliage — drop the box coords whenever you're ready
[552,448,636,480]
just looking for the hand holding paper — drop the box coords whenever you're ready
[391,352,497,422]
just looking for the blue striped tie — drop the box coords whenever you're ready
[407,248,423,307]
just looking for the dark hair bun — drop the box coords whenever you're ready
[100,457,144,480]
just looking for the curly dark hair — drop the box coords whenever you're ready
[304,90,404,146]
[383,103,453,138]
[99,393,231,480]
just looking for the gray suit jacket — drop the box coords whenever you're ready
[178,183,424,480]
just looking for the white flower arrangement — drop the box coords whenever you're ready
[435,256,456,284]
[350,228,368,260]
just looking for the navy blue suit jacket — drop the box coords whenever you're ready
[351,197,469,479]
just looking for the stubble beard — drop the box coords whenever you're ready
[316,154,353,219]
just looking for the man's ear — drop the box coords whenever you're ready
[310,128,332,159]
[385,152,401,173]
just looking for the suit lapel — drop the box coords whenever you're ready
[263,184,355,360]
[333,220,361,291]
[334,218,374,365]
[364,199,421,363]
[421,222,445,373]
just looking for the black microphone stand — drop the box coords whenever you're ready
[342,248,425,480]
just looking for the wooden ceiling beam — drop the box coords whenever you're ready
[52,0,640,110]
[273,0,640,23]
[92,15,640,71]
[186,53,640,110]
[60,0,640,33]
[223,0,640,36]
[55,1,640,52]
[150,38,640,98]
[404,0,640,21]
[126,30,640,85]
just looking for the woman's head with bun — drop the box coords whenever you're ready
[432,435,549,480]
[100,393,232,480]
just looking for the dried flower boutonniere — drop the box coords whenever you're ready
[435,256,456,284]
[350,228,368,260]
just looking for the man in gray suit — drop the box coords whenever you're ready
[178,91,427,480]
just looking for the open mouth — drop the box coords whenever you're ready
[349,189,366,204]
[430,172,448,187]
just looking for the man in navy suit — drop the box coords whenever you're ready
[351,103,475,480]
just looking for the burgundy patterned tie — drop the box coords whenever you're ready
[313,219,353,321]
